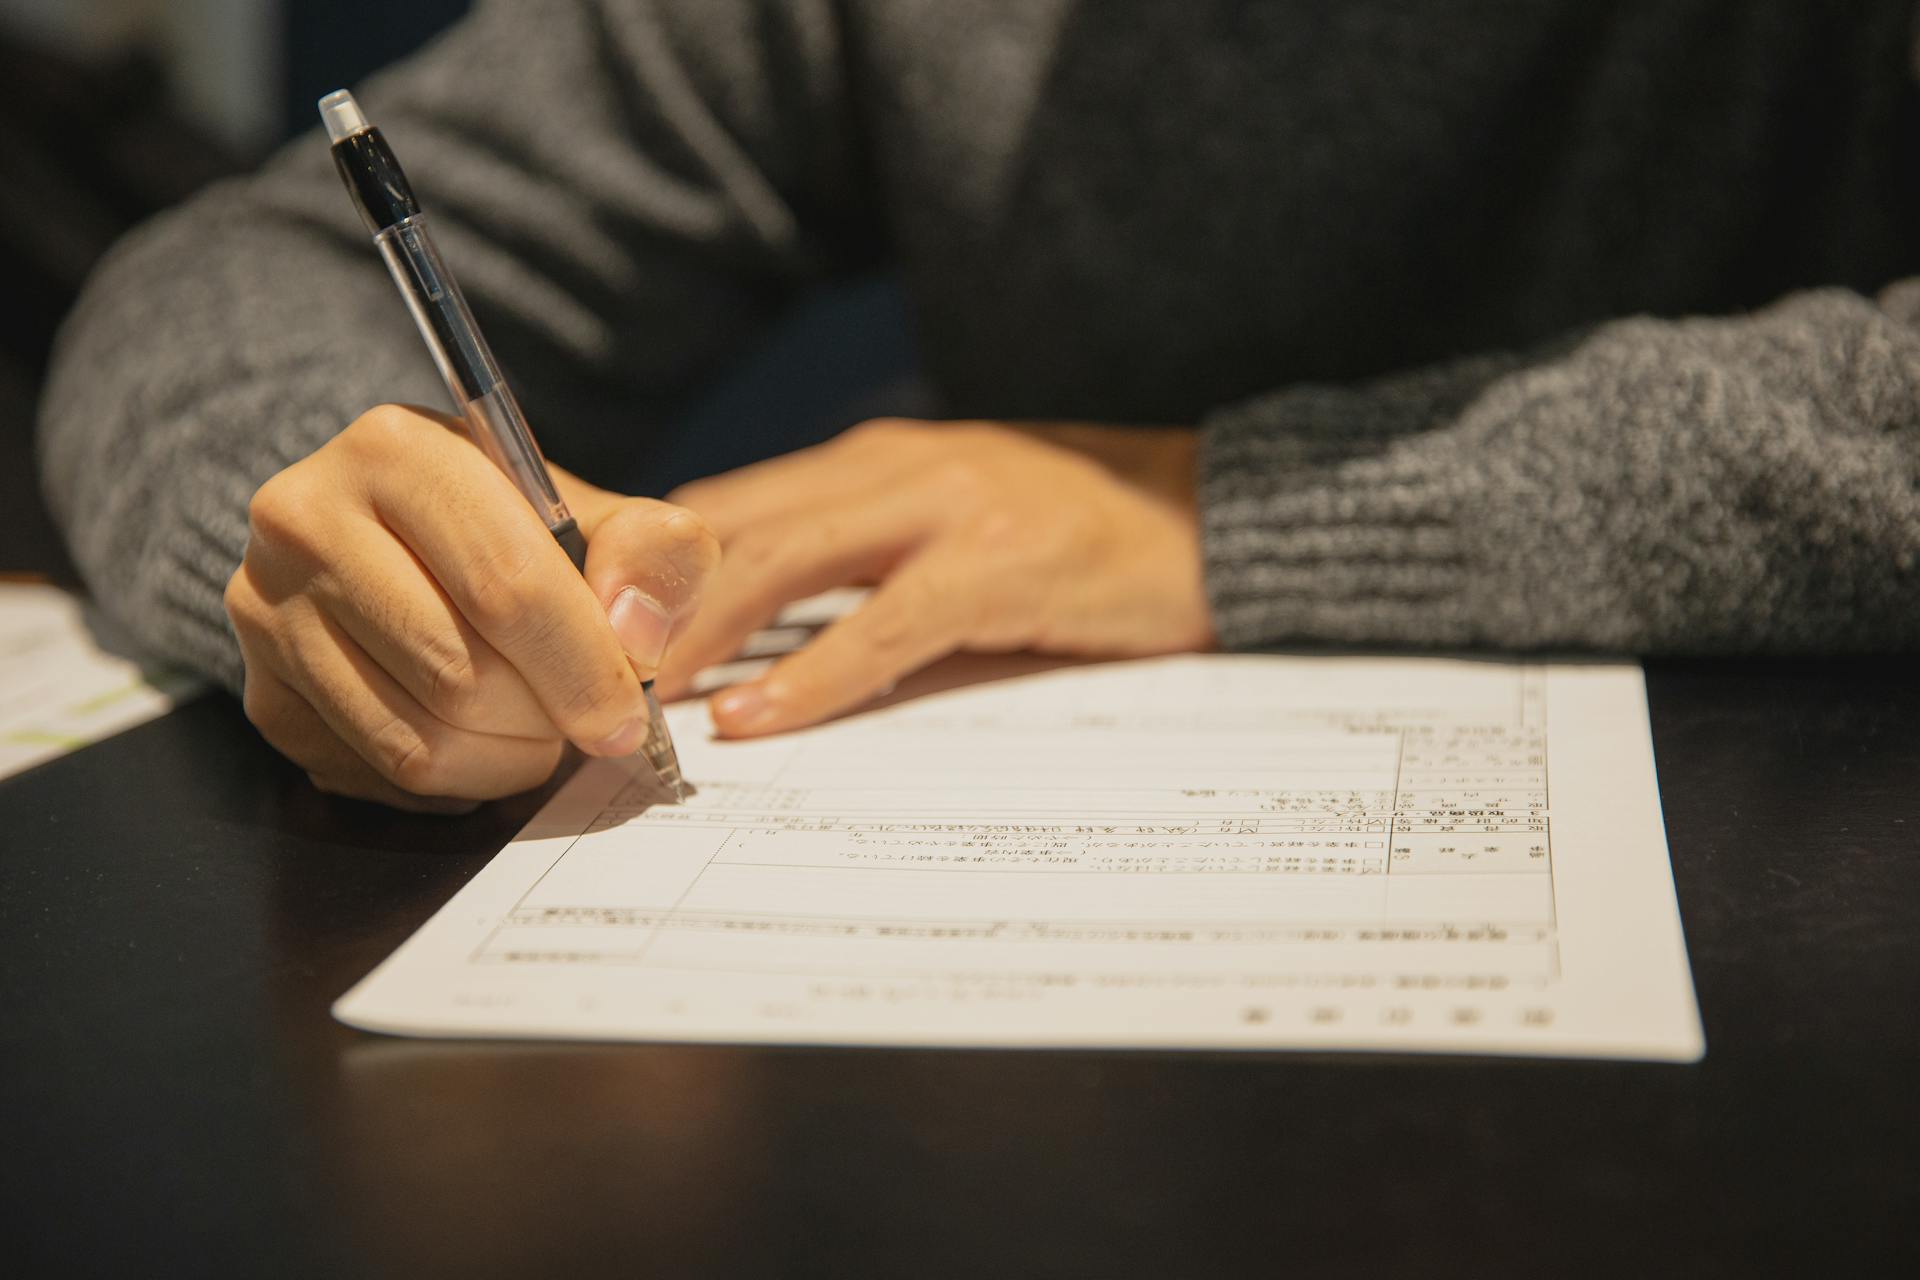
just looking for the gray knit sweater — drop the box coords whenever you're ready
[38,0,1920,691]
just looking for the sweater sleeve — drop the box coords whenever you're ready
[37,0,872,691]
[1197,284,1920,654]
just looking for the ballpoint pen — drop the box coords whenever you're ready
[317,88,688,800]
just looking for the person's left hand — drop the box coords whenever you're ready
[654,419,1213,736]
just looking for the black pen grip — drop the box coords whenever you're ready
[551,517,588,573]
[330,128,419,234]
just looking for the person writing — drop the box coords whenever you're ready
[39,1,1920,812]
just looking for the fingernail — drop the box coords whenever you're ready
[607,587,674,673]
[712,684,777,733]
[590,711,650,757]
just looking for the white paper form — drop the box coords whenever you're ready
[336,655,1704,1061]
[0,583,202,781]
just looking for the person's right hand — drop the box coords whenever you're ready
[225,404,717,812]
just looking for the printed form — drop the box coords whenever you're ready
[336,655,1704,1061]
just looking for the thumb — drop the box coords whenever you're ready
[579,497,719,681]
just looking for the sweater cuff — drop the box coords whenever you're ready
[1198,388,1484,651]
[93,389,349,697]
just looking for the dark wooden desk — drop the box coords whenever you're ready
[3,660,1916,1279]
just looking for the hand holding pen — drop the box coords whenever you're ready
[221,92,716,812]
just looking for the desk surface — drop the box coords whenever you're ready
[3,659,1916,1279]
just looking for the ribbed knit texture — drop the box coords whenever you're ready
[37,0,1920,690]
[1201,288,1920,651]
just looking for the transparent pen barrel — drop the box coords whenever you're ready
[373,216,568,528]
[461,387,570,530]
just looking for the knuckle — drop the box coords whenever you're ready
[461,541,546,635]
[368,716,444,794]
[222,567,258,630]
[245,468,309,546]
[224,572,298,663]
[420,640,484,724]
[245,467,344,574]
[662,508,721,567]
[344,403,418,456]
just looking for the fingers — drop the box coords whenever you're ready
[241,667,479,814]
[579,501,718,680]
[231,563,567,802]
[708,544,979,737]
[653,489,938,700]
[233,404,728,811]
[301,512,554,739]
[341,409,654,756]
[555,461,723,683]
[650,418,1210,741]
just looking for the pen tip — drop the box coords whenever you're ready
[648,755,689,804]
